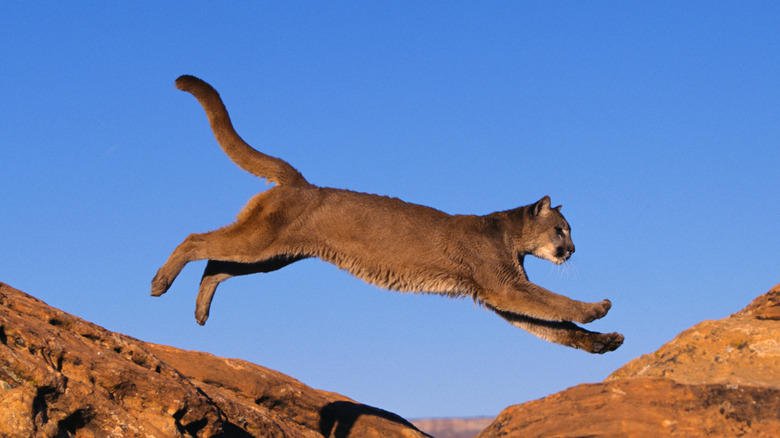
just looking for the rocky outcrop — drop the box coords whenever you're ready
[0,282,428,437]
[4,279,779,438]
[478,283,780,437]
[609,283,780,387]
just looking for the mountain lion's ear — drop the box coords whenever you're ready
[531,196,551,216]
[553,205,562,212]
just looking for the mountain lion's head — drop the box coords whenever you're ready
[506,196,575,265]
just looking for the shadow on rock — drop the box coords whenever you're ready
[319,401,430,438]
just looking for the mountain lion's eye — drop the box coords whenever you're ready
[555,227,564,236]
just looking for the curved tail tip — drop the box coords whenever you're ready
[175,74,204,92]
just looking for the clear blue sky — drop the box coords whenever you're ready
[2,3,778,419]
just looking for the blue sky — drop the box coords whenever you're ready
[2,3,778,419]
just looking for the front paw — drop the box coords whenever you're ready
[588,332,624,354]
[576,299,612,324]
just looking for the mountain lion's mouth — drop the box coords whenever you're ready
[555,246,574,263]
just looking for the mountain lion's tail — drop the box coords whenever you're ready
[175,75,308,187]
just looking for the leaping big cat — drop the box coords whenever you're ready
[152,75,623,354]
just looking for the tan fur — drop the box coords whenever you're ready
[152,75,623,354]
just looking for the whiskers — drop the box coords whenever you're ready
[550,257,579,280]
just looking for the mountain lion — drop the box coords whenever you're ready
[152,75,623,354]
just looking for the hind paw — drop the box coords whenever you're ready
[151,270,173,297]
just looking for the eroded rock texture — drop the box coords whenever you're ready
[478,283,780,437]
[0,283,428,437]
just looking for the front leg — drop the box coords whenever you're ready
[477,277,611,324]
[489,306,624,353]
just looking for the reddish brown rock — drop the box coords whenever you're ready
[608,283,780,388]
[0,282,428,437]
[5,278,779,437]
[479,283,780,437]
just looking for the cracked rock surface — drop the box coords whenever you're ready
[0,282,428,438]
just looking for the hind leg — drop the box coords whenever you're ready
[151,221,277,297]
[196,256,304,325]
[152,232,215,297]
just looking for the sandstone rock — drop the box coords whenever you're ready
[0,282,428,437]
[608,283,780,388]
[478,283,780,437]
[5,278,779,437]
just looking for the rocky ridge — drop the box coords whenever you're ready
[2,280,778,437]
[0,282,428,437]
[478,282,780,437]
